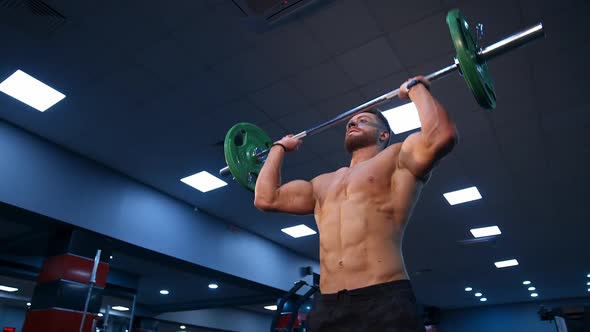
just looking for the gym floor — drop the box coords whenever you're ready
[0,0,588,331]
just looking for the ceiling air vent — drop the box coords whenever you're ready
[0,0,66,36]
[232,0,325,30]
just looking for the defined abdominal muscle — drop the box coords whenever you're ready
[318,203,407,293]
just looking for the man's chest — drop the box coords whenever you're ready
[316,163,394,204]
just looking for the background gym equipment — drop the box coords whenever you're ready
[270,280,318,332]
[220,9,545,191]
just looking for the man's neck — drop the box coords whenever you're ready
[349,145,381,167]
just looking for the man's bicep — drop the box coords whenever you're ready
[398,132,436,179]
[275,180,315,215]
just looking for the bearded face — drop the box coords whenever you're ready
[345,128,378,153]
[344,113,386,153]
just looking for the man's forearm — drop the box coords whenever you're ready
[254,145,286,204]
[409,85,456,146]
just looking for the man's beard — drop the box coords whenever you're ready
[345,132,377,153]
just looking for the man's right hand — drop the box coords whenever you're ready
[275,134,302,152]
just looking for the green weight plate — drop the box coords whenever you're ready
[224,122,272,192]
[446,9,497,110]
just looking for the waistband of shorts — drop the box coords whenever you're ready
[317,279,413,303]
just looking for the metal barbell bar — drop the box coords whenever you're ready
[219,22,544,177]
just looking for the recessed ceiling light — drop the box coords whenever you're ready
[112,306,129,311]
[0,70,66,112]
[281,224,317,238]
[0,285,19,292]
[480,298,487,302]
[382,102,422,134]
[587,273,590,278]
[181,171,227,193]
[180,326,186,330]
[494,259,519,268]
[531,293,538,297]
[160,290,170,295]
[208,283,218,289]
[98,313,103,317]
[587,282,590,286]
[528,287,536,291]
[523,281,531,285]
[474,293,482,297]
[26,302,31,306]
[470,226,501,238]
[465,287,473,292]
[264,305,278,311]
[443,187,482,205]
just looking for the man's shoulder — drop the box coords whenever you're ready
[310,168,347,190]
[387,142,403,153]
[312,168,345,183]
[377,142,403,159]
[310,168,345,199]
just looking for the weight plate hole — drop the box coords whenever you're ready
[234,133,244,147]
[458,18,476,52]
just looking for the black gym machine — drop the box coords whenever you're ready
[270,268,319,332]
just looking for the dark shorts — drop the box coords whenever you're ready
[306,280,424,332]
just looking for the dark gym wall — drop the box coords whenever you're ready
[0,304,26,332]
[438,297,589,332]
[0,120,319,292]
[157,307,271,332]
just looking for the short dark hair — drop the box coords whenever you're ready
[363,109,392,147]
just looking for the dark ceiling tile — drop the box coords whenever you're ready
[359,70,410,101]
[304,126,346,156]
[289,60,356,104]
[282,148,320,170]
[313,88,366,115]
[212,47,286,96]
[530,40,589,113]
[257,20,331,78]
[177,69,246,109]
[365,0,443,33]
[519,0,586,24]
[388,11,455,68]
[495,125,546,175]
[206,100,273,144]
[302,0,382,55]
[335,37,403,86]
[274,108,326,134]
[135,37,208,88]
[283,157,331,182]
[83,62,165,109]
[172,2,261,67]
[79,4,169,54]
[128,0,215,33]
[248,80,310,119]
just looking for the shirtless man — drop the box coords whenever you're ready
[254,76,457,331]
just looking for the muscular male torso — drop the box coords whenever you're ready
[312,143,424,294]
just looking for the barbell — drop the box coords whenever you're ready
[219,9,545,191]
